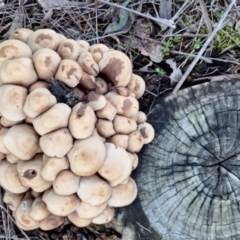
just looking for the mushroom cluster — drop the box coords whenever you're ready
[0,28,155,231]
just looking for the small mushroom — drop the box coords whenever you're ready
[113,115,137,134]
[132,111,147,124]
[9,28,33,43]
[138,122,155,144]
[92,206,115,224]
[108,177,137,207]
[96,101,117,121]
[29,81,50,92]
[68,211,92,227]
[42,189,80,216]
[128,152,139,170]
[127,74,146,99]
[96,119,116,138]
[3,191,24,211]
[95,77,108,94]
[32,48,61,80]
[57,39,81,60]
[67,135,106,176]
[55,59,83,87]
[76,40,90,52]
[27,29,60,52]
[40,128,73,158]
[98,50,132,87]
[23,88,57,119]
[108,134,129,149]
[0,117,22,127]
[29,196,50,221]
[79,72,96,91]
[41,154,69,182]
[53,170,80,195]
[32,103,71,135]
[89,44,109,63]
[77,174,112,206]
[0,84,27,121]
[127,130,144,153]
[87,91,107,111]
[0,58,38,87]
[3,124,39,160]
[68,102,96,139]
[77,51,99,76]
[0,39,32,67]
[39,214,64,231]
[6,154,19,164]
[112,86,135,98]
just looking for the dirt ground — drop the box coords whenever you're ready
[0,0,240,239]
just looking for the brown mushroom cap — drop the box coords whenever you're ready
[40,128,73,158]
[29,196,50,221]
[95,77,108,94]
[127,74,146,99]
[39,214,64,231]
[0,39,32,67]
[89,44,109,63]
[0,58,38,87]
[57,39,81,60]
[108,177,137,207]
[32,48,61,80]
[87,91,107,111]
[91,205,115,224]
[32,103,71,135]
[68,102,96,139]
[3,124,40,160]
[138,122,155,144]
[41,154,69,182]
[98,50,132,87]
[113,115,137,134]
[0,84,27,121]
[42,189,80,216]
[80,72,96,90]
[23,88,57,119]
[0,161,29,193]
[77,174,112,206]
[77,51,99,76]
[53,170,80,195]
[96,119,116,138]
[76,40,90,52]
[98,143,132,187]
[27,29,60,52]
[9,28,34,43]
[68,211,92,227]
[17,154,52,192]
[67,135,106,176]
[3,191,24,211]
[55,59,83,87]
[127,130,144,153]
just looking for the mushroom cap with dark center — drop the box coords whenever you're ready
[134,80,240,240]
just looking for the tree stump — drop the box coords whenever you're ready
[116,80,240,240]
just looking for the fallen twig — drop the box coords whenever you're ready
[172,0,236,94]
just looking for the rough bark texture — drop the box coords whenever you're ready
[117,80,240,240]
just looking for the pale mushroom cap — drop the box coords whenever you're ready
[17,154,52,192]
[136,111,147,124]
[0,58,38,87]
[15,198,39,231]
[96,119,116,138]
[23,88,57,118]
[68,102,96,139]
[3,124,40,161]
[1,117,22,128]
[9,28,34,43]
[32,48,61,80]
[89,44,109,63]
[92,205,115,224]
[105,92,139,118]
[0,39,32,67]
[57,39,81,60]
[67,135,106,176]
[77,174,112,206]
[43,189,80,216]
[6,154,20,164]
[128,152,139,170]
[80,72,96,90]
[27,29,60,52]
[55,59,83,87]
[98,143,133,187]
[108,134,129,149]
[58,33,67,42]
[87,91,107,111]
[77,51,99,76]
[127,74,146,99]
[76,40,90,52]
[40,128,73,158]
[39,214,64,231]
[29,81,50,92]
[68,211,92,227]
[127,130,144,153]
[113,115,137,134]
[3,191,24,211]
[53,170,80,195]
[41,155,69,182]
[138,122,155,144]
[0,84,27,121]
[0,127,10,154]
[96,100,117,121]
[32,103,71,135]
[76,201,107,219]
[29,196,50,221]
[0,161,29,193]
[108,177,138,207]
[113,86,135,98]
[98,50,132,87]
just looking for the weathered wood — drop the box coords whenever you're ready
[115,80,240,240]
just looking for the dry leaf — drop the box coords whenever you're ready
[166,59,182,86]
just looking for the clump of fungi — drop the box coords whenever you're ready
[0,28,155,231]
